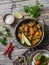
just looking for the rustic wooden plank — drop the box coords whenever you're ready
[0,0,49,11]
[0,52,12,65]
[0,0,12,4]
[0,2,13,10]
[0,54,12,65]
[0,9,11,16]
[0,63,12,65]
[0,0,36,10]
[0,0,30,4]
[38,19,44,25]
[38,0,49,4]
[39,13,49,19]
[0,16,5,25]
[11,49,28,62]
[11,49,28,56]
[0,48,27,63]
[0,44,5,52]
[44,19,49,26]
[16,0,36,8]
[13,40,25,48]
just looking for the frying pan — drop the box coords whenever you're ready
[15,18,44,48]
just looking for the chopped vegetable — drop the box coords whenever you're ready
[28,22,35,27]
[22,33,31,46]
[32,39,40,45]
[34,61,40,65]
[22,32,25,44]
[36,52,43,61]
[23,3,43,20]
[34,32,40,37]
[19,26,23,31]
[18,55,30,65]
[18,33,22,39]
[29,28,34,35]
[24,26,28,32]
[26,55,31,63]
[28,35,32,41]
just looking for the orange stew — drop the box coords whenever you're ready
[17,21,42,46]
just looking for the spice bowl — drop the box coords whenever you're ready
[3,14,15,25]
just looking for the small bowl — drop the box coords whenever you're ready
[15,18,44,48]
[3,14,15,25]
[29,50,49,65]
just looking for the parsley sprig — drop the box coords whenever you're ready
[23,3,43,20]
[0,26,9,45]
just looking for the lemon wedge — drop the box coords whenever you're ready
[12,12,23,19]
[22,32,31,46]
[22,32,25,44]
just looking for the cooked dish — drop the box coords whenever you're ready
[17,21,42,46]
[34,52,49,65]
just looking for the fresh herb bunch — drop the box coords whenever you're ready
[18,55,30,65]
[0,36,6,45]
[0,26,9,45]
[2,26,8,36]
[36,52,43,61]
[23,3,43,20]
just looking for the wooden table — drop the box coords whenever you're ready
[0,0,49,65]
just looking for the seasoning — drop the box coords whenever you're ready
[4,14,15,25]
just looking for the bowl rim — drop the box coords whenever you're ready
[29,50,49,65]
[15,18,44,48]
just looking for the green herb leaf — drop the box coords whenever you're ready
[36,52,43,61]
[2,26,7,31]
[24,59,27,65]
[2,26,8,36]
[39,63,45,65]
[0,36,6,45]
[26,55,30,63]
[18,59,22,64]
[23,3,43,20]
[3,31,8,36]
[47,58,49,63]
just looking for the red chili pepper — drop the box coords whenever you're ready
[8,46,13,59]
[2,43,12,55]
